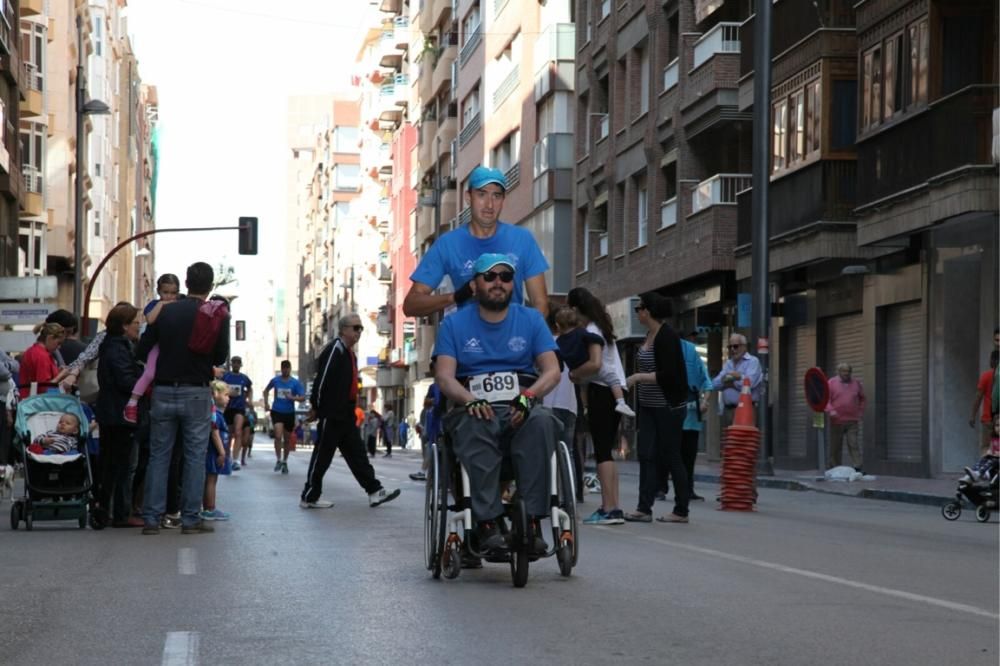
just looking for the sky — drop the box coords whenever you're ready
[126,0,367,301]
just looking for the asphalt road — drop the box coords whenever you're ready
[2,433,997,665]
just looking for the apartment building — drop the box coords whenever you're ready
[736,0,997,477]
[1,0,26,277]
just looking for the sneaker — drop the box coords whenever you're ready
[583,508,608,525]
[409,471,427,481]
[299,499,334,509]
[530,519,548,555]
[231,461,241,471]
[624,511,652,523]
[273,460,282,472]
[593,508,625,525]
[615,402,636,417]
[476,520,507,552]
[280,462,289,475]
[656,513,689,524]
[200,509,231,521]
[141,525,160,535]
[181,521,215,534]
[160,515,181,529]
[369,487,401,507]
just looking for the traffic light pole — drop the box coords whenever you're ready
[80,224,248,336]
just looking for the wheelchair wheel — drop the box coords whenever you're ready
[442,538,462,579]
[975,505,991,523]
[941,502,961,521]
[424,442,448,578]
[509,498,529,588]
[555,441,579,573]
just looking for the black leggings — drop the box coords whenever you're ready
[587,384,620,464]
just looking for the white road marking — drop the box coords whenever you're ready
[178,547,197,575]
[621,531,999,620]
[162,631,199,666]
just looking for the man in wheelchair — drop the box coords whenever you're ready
[433,253,561,556]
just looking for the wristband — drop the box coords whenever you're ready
[453,280,474,306]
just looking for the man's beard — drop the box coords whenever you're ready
[477,287,511,312]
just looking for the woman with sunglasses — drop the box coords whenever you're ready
[624,293,692,523]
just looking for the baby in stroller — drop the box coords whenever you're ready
[962,416,999,483]
[28,413,82,455]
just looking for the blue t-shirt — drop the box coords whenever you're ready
[682,340,714,432]
[266,375,304,414]
[433,303,557,377]
[410,222,549,308]
[222,372,253,410]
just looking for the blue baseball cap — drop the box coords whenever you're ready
[468,165,507,191]
[473,252,515,275]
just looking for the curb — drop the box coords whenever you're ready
[586,464,953,507]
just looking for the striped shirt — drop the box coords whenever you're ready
[636,346,667,407]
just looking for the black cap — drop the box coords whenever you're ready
[46,309,79,332]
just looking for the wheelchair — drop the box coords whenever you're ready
[423,429,579,588]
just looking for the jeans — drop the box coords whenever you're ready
[444,405,557,521]
[143,386,212,528]
[637,404,689,517]
[98,423,137,524]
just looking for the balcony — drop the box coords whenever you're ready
[682,25,745,138]
[417,203,436,242]
[459,206,471,226]
[459,26,482,69]
[492,64,519,110]
[533,133,574,178]
[691,22,740,71]
[662,58,678,92]
[20,62,43,118]
[21,0,44,17]
[431,44,457,97]
[21,165,43,216]
[377,253,392,283]
[855,85,997,210]
[458,113,481,148]
[419,0,453,35]
[435,114,457,152]
[741,0,854,78]
[532,169,573,207]
[533,22,575,74]
[440,189,458,222]
[660,197,677,230]
[504,162,521,191]
[393,16,410,49]
[690,173,751,216]
[736,160,857,246]
[418,119,437,167]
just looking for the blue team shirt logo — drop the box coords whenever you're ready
[463,337,484,353]
[507,336,527,353]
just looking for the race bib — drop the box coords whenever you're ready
[468,372,519,403]
[228,383,243,397]
[277,388,291,400]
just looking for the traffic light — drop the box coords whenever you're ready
[238,216,258,255]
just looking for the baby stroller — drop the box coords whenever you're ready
[9,388,96,530]
[941,467,998,523]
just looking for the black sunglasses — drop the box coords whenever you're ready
[728,344,743,350]
[480,270,514,283]
[633,304,646,313]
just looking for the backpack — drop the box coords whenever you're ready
[188,297,230,354]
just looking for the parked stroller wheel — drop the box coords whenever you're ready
[24,508,33,531]
[975,505,991,523]
[10,502,19,530]
[941,502,961,521]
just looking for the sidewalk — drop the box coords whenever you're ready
[587,458,959,507]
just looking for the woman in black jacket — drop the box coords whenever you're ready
[95,303,143,527]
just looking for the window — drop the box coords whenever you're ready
[909,19,928,106]
[861,45,882,130]
[95,162,101,177]
[789,90,805,165]
[94,17,102,56]
[19,120,44,185]
[830,80,857,150]
[93,210,101,237]
[771,99,787,172]
[638,48,650,116]
[18,221,45,276]
[20,22,46,91]
[333,164,360,190]
[462,87,480,126]
[333,126,360,153]
[636,181,648,247]
[884,33,903,120]
[461,4,481,46]
[593,201,608,258]
[600,0,610,19]
[490,129,520,173]
[806,80,821,154]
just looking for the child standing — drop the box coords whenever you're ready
[123,274,181,423]
[554,307,635,417]
[202,380,233,521]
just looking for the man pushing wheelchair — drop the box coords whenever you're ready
[433,253,561,556]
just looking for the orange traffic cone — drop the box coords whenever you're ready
[732,376,755,427]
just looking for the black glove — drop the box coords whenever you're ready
[464,399,489,414]
[510,392,535,418]
[453,280,474,306]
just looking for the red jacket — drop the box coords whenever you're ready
[18,342,59,398]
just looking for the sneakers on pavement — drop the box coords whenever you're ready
[656,513,689,524]
[614,402,636,417]
[409,471,427,481]
[368,487,401,507]
[583,508,608,525]
[280,461,289,475]
[299,499,334,509]
[273,460,282,472]
[160,515,181,529]
[181,521,215,534]
[200,509,231,521]
[141,525,160,535]
[601,509,626,525]
[231,461,241,471]
[123,403,138,424]
[624,511,652,523]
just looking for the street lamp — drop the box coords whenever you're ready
[73,13,111,321]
